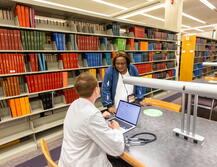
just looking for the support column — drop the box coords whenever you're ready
[164,0,183,32]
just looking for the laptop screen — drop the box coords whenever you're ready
[116,100,141,125]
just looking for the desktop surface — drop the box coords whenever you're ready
[124,106,217,167]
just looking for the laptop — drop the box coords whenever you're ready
[108,100,141,133]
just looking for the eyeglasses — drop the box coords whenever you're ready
[115,62,126,66]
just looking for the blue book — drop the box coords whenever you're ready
[52,33,59,50]
[58,33,62,50]
[41,53,46,70]
[38,54,44,71]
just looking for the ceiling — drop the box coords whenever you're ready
[4,0,217,37]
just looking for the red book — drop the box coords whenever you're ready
[20,6,26,27]
[4,29,9,50]
[25,76,32,93]
[37,74,42,91]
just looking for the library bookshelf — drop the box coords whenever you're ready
[180,35,217,81]
[0,1,178,163]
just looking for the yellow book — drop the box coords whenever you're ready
[14,98,22,117]
[88,69,96,78]
[24,97,31,114]
[20,97,26,116]
[141,74,152,78]
[8,99,17,118]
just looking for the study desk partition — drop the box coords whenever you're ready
[123,106,217,167]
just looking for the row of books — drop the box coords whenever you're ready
[107,23,120,36]
[195,51,212,57]
[0,29,22,50]
[0,89,80,121]
[135,63,152,74]
[63,88,79,104]
[8,97,31,118]
[0,8,14,22]
[15,4,36,28]
[152,63,166,71]
[129,26,177,40]
[0,52,176,75]
[0,54,25,74]
[196,38,207,44]
[2,5,177,41]
[59,53,79,69]
[25,72,63,93]
[39,92,53,110]
[130,52,176,63]
[0,77,25,97]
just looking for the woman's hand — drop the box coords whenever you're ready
[102,111,112,119]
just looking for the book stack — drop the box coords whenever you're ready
[39,92,53,110]
[0,29,22,50]
[59,53,78,69]
[63,88,79,104]
[83,53,103,67]
[129,26,145,38]
[135,63,152,74]
[152,62,166,71]
[1,77,21,96]
[8,97,31,118]
[0,54,25,74]
[25,72,63,93]
[77,35,99,50]
[21,30,46,50]
[15,4,35,27]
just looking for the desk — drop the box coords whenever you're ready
[123,106,217,167]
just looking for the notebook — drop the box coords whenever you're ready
[109,100,141,133]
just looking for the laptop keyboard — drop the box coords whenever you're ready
[112,118,133,129]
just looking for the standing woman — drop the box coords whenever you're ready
[101,51,146,113]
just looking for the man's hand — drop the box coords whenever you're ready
[139,100,151,107]
[108,120,120,129]
[102,111,112,119]
[108,107,116,114]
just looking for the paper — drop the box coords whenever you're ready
[143,109,163,117]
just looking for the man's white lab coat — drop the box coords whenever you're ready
[58,98,125,167]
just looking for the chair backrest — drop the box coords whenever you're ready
[40,139,58,167]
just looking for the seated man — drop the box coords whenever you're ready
[59,72,125,167]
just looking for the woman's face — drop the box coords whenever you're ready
[115,57,127,74]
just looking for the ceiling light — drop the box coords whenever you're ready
[182,28,204,32]
[141,13,164,21]
[182,12,206,24]
[200,0,216,10]
[92,0,127,10]
[183,24,217,31]
[182,24,191,28]
[32,0,109,17]
[118,3,165,19]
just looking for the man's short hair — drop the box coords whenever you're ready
[112,51,131,66]
[74,72,98,98]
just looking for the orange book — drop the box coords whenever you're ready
[16,5,23,27]
[14,98,22,117]
[140,41,148,50]
[20,97,26,115]
[62,72,68,87]
[24,7,30,27]
[24,97,31,114]
[127,39,135,50]
[8,99,17,117]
